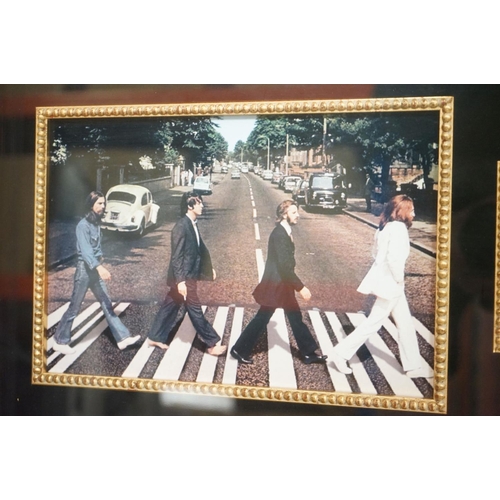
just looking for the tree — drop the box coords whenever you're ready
[324,113,438,187]
[156,117,227,172]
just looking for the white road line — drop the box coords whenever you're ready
[254,223,261,241]
[197,307,229,383]
[222,307,244,385]
[253,208,257,219]
[153,306,206,381]
[251,200,255,208]
[47,302,101,340]
[347,313,423,398]
[308,311,352,393]
[49,303,130,373]
[256,249,265,281]
[325,312,377,395]
[267,309,297,389]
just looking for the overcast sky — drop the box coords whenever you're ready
[212,116,256,151]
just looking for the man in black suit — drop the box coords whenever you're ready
[147,192,226,356]
[231,199,327,365]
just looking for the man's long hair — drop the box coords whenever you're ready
[84,190,105,225]
[276,199,297,223]
[379,194,414,230]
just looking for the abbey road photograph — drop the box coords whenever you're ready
[34,98,453,413]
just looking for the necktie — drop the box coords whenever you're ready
[193,220,200,246]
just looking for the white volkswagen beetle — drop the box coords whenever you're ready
[102,184,160,237]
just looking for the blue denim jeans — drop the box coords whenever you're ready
[54,261,130,345]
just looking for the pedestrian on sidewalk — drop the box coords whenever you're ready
[330,194,431,379]
[147,192,226,356]
[230,199,327,365]
[52,191,140,355]
[364,173,375,212]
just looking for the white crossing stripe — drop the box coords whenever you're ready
[47,302,101,346]
[47,308,107,365]
[413,317,435,347]
[267,309,297,389]
[49,303,130,373]
[382,318,434,383]
[222,307,244,385]
[153,306,206,381]
[347,313,423,398]
[47,303,70,329]
[197,307,229,383]
[325,312,377,395]
[122,337,155,379]
[308,310,352,393]
[47,303,117,364]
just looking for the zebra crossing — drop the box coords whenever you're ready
[46,301,435,399]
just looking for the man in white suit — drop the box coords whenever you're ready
[330,195,429,379]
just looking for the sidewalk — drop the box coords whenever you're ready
[343,197,436,258]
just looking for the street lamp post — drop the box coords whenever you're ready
[286,134,289,176]
[258,136,270,170]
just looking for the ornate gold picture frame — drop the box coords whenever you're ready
[32,97,453,413]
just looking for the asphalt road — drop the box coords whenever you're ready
[45,170,436,398]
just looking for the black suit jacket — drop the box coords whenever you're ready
[252,223,304,310]
[167,215,213,286]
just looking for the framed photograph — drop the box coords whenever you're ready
[32,97,453,413]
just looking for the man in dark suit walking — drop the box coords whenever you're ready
[147,192,226,356]
[230,200,327,365]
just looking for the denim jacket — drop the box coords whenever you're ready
[76,218,103,270]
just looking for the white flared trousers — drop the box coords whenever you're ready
[334,294,421,372]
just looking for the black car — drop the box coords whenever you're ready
[292,179,308,205]
[304,173,347,212]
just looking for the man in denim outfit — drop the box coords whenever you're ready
[52,191,140,355]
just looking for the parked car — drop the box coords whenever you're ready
[231,169,241,179]
[292,179,308,205]
[304,173,347,212]
[262,170,273,181]
[283,175,302,193]
[272,171,283,184]
[102,184,159,237]
[193,175,213,195]
[221,165,228,174]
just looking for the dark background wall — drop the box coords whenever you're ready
[1,84,499,415]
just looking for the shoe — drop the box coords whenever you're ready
[330,350,352,374]
[302,353,328,365]
[406,367,434,379]
[230,347,254,365]
[117,335,141,350]
[53,342,76,355]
